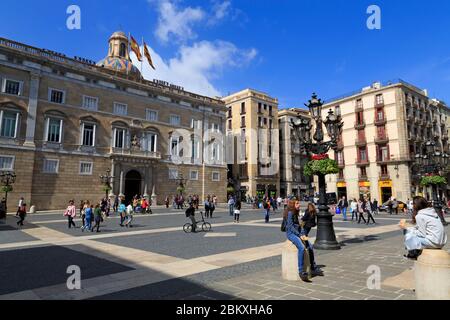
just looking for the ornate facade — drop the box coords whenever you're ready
[0,33,227,210]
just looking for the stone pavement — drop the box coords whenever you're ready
[0,208,448,300]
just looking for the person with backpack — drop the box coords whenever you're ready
[234,200,241,223]
[16,202,27,227]
[64,200,77,229]
[283,200,323,282]
[337,196,349,221]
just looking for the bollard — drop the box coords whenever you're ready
[282,240,311,281]
[414,249,450,300]
[29,205,36,214]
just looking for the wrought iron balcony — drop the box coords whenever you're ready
[379,173,390,180]
[358,174,369,181]
[354,122,366,130]
[374,117,387,126]
[374,135,389,144]
[355,158,370,167]
[337,161,345,169]
[375,101,385,108]
[355,137,367,147]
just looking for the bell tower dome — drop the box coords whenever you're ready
[96,31,142,79]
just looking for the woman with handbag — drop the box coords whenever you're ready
[284,200,323,282]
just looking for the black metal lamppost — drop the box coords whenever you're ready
[291,93,343,250]
[0,171,16,217]
[414,141,449,225]
[99,169,113,200]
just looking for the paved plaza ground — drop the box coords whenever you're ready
[0,205,448,300]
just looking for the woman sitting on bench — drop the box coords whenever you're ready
[399,196,448,260]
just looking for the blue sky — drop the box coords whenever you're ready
[1,0,449,108]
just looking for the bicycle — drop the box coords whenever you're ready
[183,211,211,233]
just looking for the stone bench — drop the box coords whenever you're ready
[414,249,450,300]
[282,240,310,281]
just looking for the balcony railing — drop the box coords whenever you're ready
[110,147,162,159]
[337,161,345,169]
[374,117,387,126]
[355,104,364,112]
[374,135,389,144]
[355,137,367,147]
[354,122,366,130]
[358,174,369,181]
[375,100,385,108]
[355,158,369,166]
[379,173,390,180]
[376,156,391,164]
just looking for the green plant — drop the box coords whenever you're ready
[304,158,339,177]
[227,186,235,194]
[1,185,12,193]
[420,175,447,186]
[177,186,185,194]
[102,185,111,193]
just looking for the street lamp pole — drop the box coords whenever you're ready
[414,141,449,226]
[291,93,343,250]
[100,169,113,200]
[0,171,16,216]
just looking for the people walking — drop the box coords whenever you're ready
[204,197,211,218]
[364,197,376,225]
[350,198,358,221]
[228,196,235,216]
[16,202,27,226]
[16,197,24,217]
[64,200,77,229]
[118,201,126,226]
[372,199,379,215]
[338,196,348,221]
[357,198,367,224]
[92,203,102,232]
[234,200,241,223]
[264,198,271,223]
[165,196,170,209]
[82,204,93,232]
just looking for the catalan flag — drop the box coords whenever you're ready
[130,35,142,62]
[144,42,156,70]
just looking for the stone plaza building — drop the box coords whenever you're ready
[222,89,280,200]
[0,32,227,210]
[323,80,450,203]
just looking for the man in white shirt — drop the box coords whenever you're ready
[16,197,24,216]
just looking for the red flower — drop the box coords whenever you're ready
[311,154,329,161]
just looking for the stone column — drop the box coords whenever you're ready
[119,167,125,198]
[24,71,40,147]
[109,160,116,197]
[151,165,157,205]
[143,166,149,199]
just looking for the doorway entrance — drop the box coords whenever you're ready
[125,170,142,205]
[381,187,392,204]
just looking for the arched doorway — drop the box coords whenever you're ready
[124,170,142,205]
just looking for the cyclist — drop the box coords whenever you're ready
[185,203,197,232]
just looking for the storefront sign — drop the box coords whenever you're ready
[359,181,371,187]
[378,180,392,187]
[337,182,347,188]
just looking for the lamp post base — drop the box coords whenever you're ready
[313,204,341,251]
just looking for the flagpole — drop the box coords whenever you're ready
[141,36,144,79]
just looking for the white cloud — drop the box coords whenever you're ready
[153,0,205,43]
[208,1,232,25]
[131,41,257,97]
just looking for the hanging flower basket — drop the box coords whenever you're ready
[227,186,235,194]
[177,186,185,194]
[420,175,447,186]
[102,185,111,193]
[304,154,339,177]
[1,185,12,193]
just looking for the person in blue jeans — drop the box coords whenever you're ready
[285,200,323,282]
[228,196,235,216]
[337,196,348,221]
[82,204,93,232]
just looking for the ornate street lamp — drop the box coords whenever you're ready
[0,171,16,216]
[99,169,113,200]
[414,140,449,225]
[291,93,343,250]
